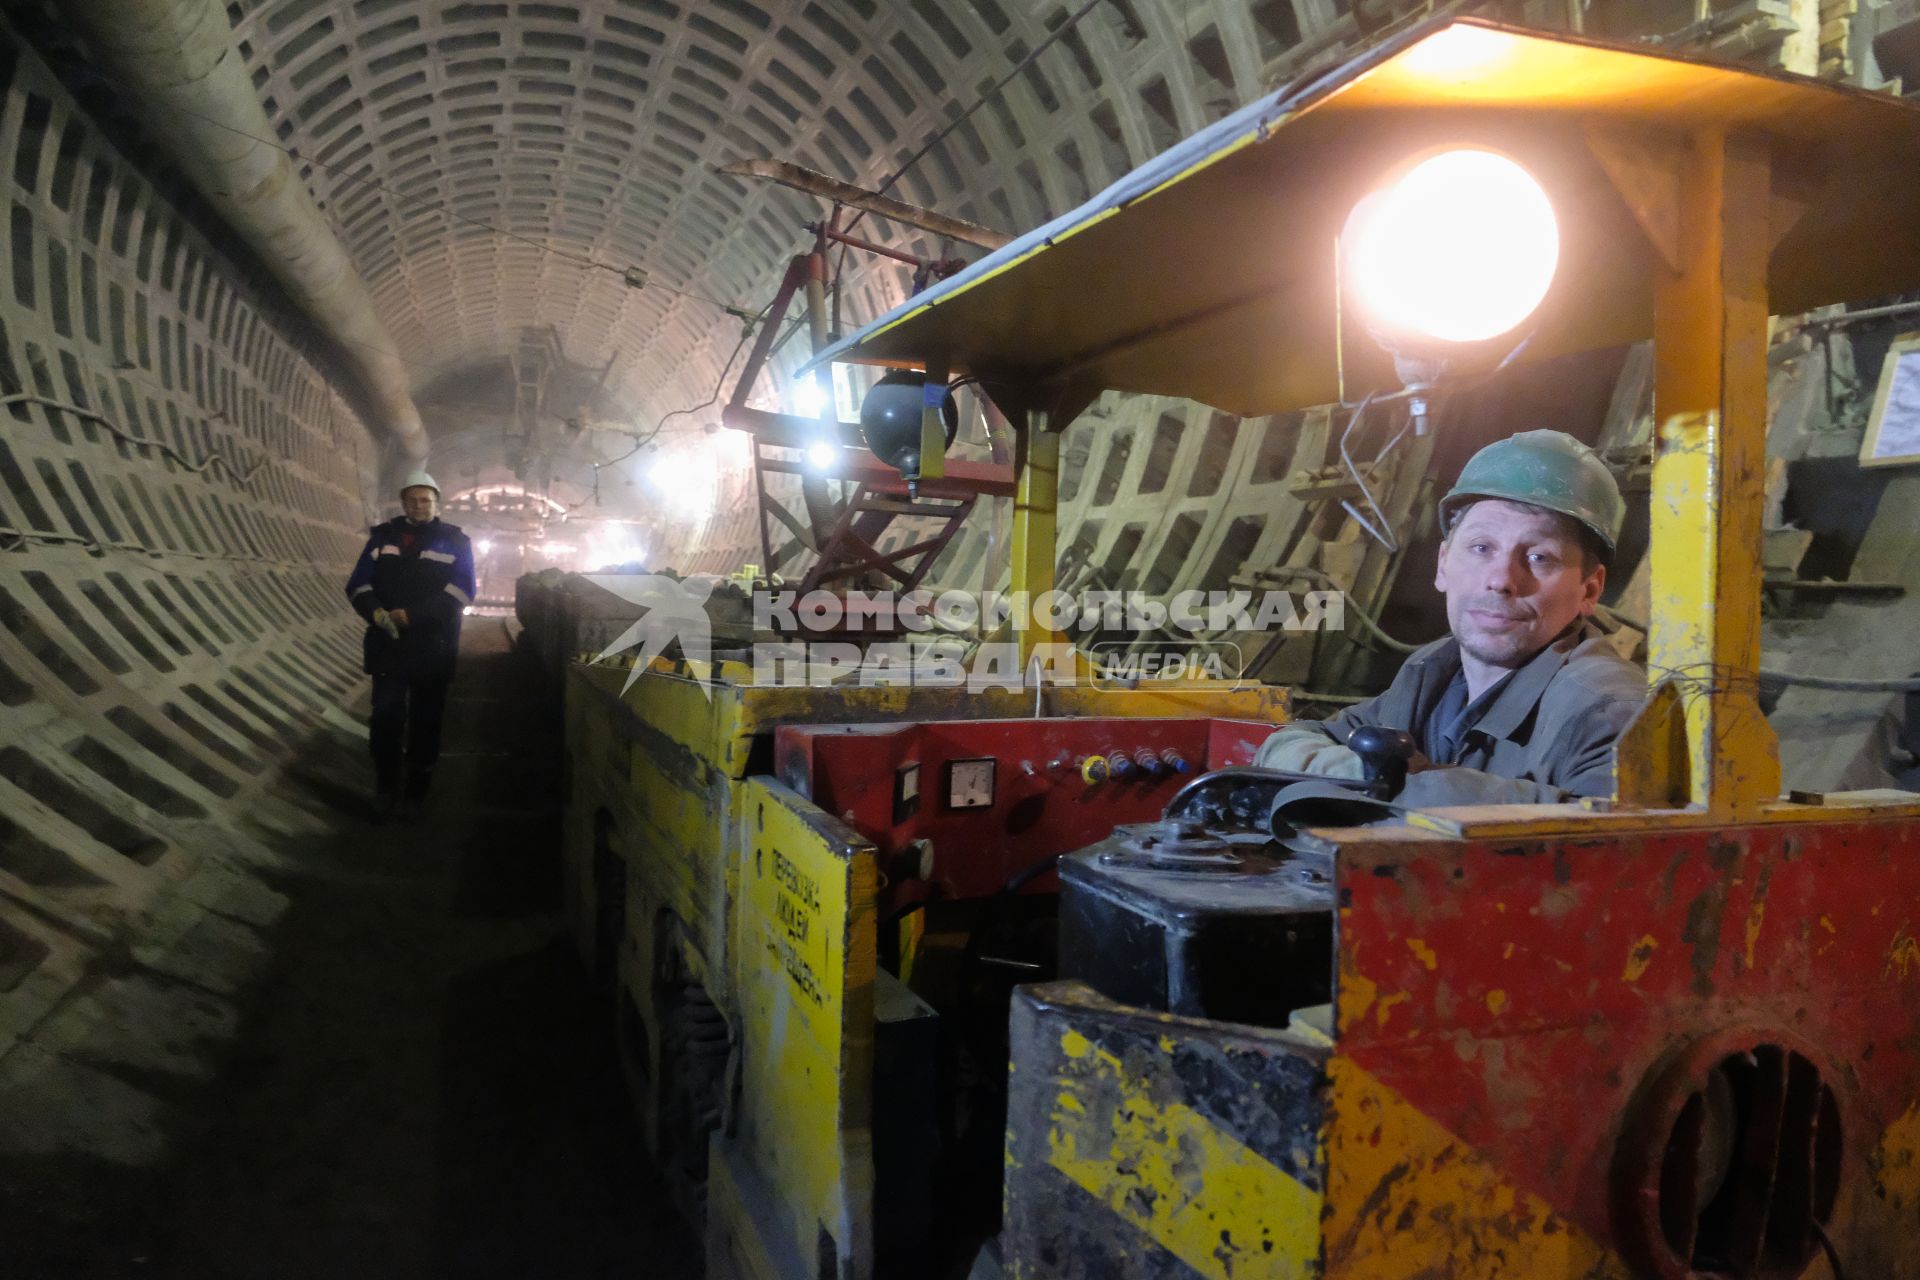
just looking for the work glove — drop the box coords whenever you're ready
[371,607,401,640]
[1252,729,1368,779]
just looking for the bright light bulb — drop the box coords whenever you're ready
[806,441,837,471]
[477,538,493,555]
[793,375,830,420]
[1344,149,1558,345]
[1398,24,1513,78]
[647,450,716,517]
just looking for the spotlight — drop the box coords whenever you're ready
[1343,148,1558,348]
[858,370,958,497]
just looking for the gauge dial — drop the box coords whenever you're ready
[945,758,996,809]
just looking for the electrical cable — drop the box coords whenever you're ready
[829,0,1110,321]
[1,393,267,482]
[1811,1218,1848,1280]
[1245,564,1426,655]
[861,0,1109,227]
[1759,670,1920,693]
[594,324,757,470]
[1335,392,1412,553]
[1599,608,1920,692]
[549,307,771,521]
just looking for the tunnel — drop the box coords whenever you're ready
[5,0,1920,1276]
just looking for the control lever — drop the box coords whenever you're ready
[1347,725,1416,800]
[1166,766,1347,832]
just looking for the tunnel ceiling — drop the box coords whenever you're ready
[215,0,1355,506]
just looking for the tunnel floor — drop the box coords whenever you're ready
[2,623,702,1279]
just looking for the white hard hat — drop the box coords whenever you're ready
[398,469,439,497]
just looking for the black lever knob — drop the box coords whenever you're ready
[1348,725,1416,799]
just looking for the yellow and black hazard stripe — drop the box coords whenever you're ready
[1003,981,1326,1279]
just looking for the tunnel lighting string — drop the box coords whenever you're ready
[0,393,267,483]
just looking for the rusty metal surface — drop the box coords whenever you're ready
[1328,814,1920,1277]
[1001,807,1920,1278]
[717,158,1012,251]
[1004,982,1328,1280]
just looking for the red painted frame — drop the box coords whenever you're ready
[1333,816,1920,1274]
[776,717,1269,909]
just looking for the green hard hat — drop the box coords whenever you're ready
[1438,430,1625,554]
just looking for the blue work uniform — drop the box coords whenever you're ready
[344,516,477,797]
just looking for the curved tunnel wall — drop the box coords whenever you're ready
[0,0,1881,1058]
[0,35,379,1046]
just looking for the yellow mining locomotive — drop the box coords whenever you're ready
[561,17,1920,1279]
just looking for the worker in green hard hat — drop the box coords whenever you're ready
[1255,429,1644,805]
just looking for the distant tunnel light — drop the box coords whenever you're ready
[792,375,830,420]
[1343,148,1559,345]
[648,450,716,517]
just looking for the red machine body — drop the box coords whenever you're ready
[1328,813,1920,1276]
[774,716,1268,911]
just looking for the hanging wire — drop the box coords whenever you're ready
[1334,392,1413,553]
[1245,564,1426,655]
[0,393,266,482]
[1600,608,1920,692]
[1811,1219,1849,1280]
[829,0,1110,322]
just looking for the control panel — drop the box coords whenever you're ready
[774,717,1271,912]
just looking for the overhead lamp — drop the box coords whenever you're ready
[1342,147,1558,425]
[805,440,839,472]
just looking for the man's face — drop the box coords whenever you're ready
[402,486,439,522]
[1434,498,1604,670]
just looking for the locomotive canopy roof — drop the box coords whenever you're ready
[807,16,1920,418]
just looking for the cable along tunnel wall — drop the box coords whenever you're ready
[0,36,379,1055]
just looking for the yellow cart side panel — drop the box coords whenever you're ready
[712,777,878,1280]
[567,664,738,990]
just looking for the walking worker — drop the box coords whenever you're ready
[344,470,476,820]
[1256,430,1644,805]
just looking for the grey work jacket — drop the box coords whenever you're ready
[1254,622,1647,805]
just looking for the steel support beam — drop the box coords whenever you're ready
[1642,129,1783,814]
[1010,422,1060,664]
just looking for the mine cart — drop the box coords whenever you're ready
[564,14,1920,1280]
